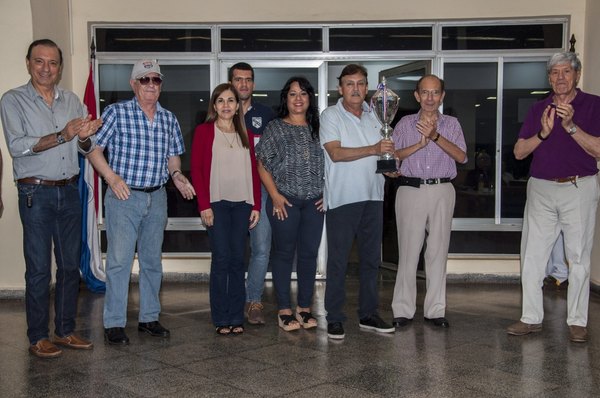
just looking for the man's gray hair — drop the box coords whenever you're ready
[547,52,582,73]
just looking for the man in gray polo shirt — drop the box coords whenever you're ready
[1,39,101,358]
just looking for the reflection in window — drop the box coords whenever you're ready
[329,26,432,51]
[442,24,563,50]
[96,28,212,52]
[443,63,498,219]
[501,62,550,218]
[221,28,322,52]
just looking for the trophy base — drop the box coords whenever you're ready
[376,159,397,174]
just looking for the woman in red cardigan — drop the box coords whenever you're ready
[190,83,261,335]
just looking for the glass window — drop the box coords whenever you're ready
[450,231,521,254]
[327,61,431,265]
[230,67,319,113]
[92,19,567,256]
[444,63,498,219]
[501,61,550,218]
[329,26,432,51]
[96,28,211,52]
[326,61,424,109]
[220,28,322,52]
[442,24,563,50]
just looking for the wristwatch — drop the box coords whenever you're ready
[56,132,66,144]
[567,125,577,135]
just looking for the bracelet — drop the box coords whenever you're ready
[537,131,548,141]
[171,169,182,178]
[77,137,91,143]
[432,132,441,142]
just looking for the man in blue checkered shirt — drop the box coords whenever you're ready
[87,60,196,346]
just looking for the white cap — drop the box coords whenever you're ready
[131,59,163,80]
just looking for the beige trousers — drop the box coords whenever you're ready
[392,183,455,319]
[520,175,599,326]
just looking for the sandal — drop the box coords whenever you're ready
[296,311,318,329]
[278,314,301,332]
[231,325,244,335]
[215,326,231,336]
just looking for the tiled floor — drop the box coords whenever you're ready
[1,274,599,397]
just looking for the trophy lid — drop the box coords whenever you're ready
[370,77,400,125]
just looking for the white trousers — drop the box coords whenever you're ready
[392,183,455,319]
[520,175,599,326]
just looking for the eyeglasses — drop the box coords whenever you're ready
[138,76,163,85]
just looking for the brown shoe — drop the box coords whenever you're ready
[506,321,542,336]
[29,339,62,358]
[246,302,265,325]
[569,325,588,343]
[53,333,94,350]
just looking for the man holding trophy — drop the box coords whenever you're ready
[320,64,396,339]
[391,74,467,329]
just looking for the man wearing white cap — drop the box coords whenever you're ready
[87,60,196,345]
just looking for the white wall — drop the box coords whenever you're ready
[0,0,33,291]
[0,0,592,291]
[585,0,600,285]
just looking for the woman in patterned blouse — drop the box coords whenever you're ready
[255,76,324,332]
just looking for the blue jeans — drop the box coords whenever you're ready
[325,201,383,323]
[208,200,252,327]
[247,185,271,302]
[18,182,82,344]
[103,188,167,328]
[267,196,324,310]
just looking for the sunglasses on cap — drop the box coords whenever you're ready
[137,76,163,85]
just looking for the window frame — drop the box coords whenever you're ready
[90,16,570,255]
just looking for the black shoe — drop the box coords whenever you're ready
[359,314,395,333]
[392,317,413,328]
[327,322,345,339]
[138,321,170,337]
[424,317,450,328]
[104,327,129,345]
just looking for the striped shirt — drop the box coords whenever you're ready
[393,111,467,179]
[95,97,185,188]
[255,118,324,200]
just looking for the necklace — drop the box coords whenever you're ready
[220,129,237,148]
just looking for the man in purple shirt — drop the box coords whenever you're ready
[391,74,467,329]
[507,52,600,343]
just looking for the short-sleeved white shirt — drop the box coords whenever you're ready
[320,98,384,210]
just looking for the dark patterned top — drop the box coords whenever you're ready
[255,118,324,200]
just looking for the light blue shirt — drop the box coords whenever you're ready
[1,81,87,180]
[320,98,384,210]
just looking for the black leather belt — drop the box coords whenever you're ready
[130,185,164,193]
[17,175,78,186]
[397,176,451,187]
[421,178,451,185]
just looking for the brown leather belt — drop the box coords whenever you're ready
[17,175,79,186]
[552,176,577,183]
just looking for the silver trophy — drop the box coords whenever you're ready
[371,77,400,173]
